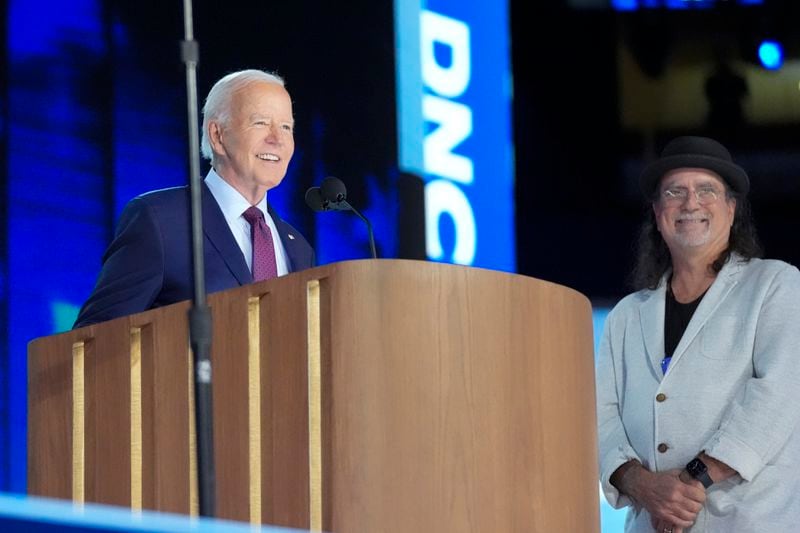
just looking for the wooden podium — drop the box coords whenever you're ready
[28,260,599,532]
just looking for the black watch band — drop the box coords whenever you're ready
[685,457,714,488]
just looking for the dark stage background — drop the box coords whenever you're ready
[2,0,798,493]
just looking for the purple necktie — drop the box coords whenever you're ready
[242,206,278,282]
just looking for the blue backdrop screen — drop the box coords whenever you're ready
[5,0,111,491]
[395,0,515,271]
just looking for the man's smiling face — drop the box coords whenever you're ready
[654,168,736,257]
[210,81,295,201]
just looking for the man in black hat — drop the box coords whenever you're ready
[596,136,800,532]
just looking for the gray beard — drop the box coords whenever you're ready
[673,227,711,248]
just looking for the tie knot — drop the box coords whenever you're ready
[242,206,264,225]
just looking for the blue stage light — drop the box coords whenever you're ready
[758,40,784,70]
[610,0,763,10]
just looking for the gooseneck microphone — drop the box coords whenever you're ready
[320,176,348,205]
[305,176,378,259]
[304,186,325,212]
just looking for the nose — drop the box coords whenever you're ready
[682,190,701,209]
[263,125,283,146]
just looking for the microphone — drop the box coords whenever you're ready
[305,176,378,259]
[304,177,348,212]
[304,186,325,212]
[320,176,347,206]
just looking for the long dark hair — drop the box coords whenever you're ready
[630,190,763,290]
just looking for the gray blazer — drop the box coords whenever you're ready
[597,255,800,532]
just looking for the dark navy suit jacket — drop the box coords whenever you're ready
[74,184,314,328]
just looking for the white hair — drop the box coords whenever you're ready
[200,69,286,162]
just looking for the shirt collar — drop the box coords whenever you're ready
[204,168,268,223]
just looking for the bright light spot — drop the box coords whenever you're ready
[51,301,80,333]
[758,40,783,70]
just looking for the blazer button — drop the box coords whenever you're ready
[658,443,669,453]
[656,393,667,402]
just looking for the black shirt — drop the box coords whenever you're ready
[664,284,708,358]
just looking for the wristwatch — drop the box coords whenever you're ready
[684,457,714,488]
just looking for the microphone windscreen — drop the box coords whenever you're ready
[305,187,325,212]
[320,176,347,203]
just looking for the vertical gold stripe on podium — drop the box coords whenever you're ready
[130,328,143,511]
[188,347,199,517]
[306,280,322,531]
[72,341,85,505]
[247,296,263,524]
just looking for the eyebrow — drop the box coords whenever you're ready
[248,113,295,125]
[662,180,721,190]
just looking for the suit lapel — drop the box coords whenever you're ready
[639,282,668,376]
[668,258,742,369]
[202,184,252,285]
[268,204,300,272]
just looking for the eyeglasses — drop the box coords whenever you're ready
[660,186,722,206]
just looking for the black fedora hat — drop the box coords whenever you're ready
[640,136,749,198]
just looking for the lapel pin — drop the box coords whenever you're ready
[288,234,295,240]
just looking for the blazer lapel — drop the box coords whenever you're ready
[668,258,743,369]
[639,282,668,377]
[201,184,252,285]
[267,204,299,273]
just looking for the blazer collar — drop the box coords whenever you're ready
[201,183,252,285]
[639,253,746,378]
[267,204,302,273]
[639,280,667,377]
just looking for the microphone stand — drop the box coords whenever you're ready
[181,0,216,517]
[308,177,378,259]
[340,200,377,259]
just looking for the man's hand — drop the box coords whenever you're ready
[616,464,705,529]
[698,452,737,483]
[652,519,684,533]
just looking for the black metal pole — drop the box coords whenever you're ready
[343,201,377,259]
[181,0,216,517]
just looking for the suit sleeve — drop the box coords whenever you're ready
[73,197,165,328]
[596,305,642,508]
[701,264,800,481]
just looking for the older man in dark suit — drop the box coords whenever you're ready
[74,69,314,328]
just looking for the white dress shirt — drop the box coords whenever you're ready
[204,169,289,276]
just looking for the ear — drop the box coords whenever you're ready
[208,121,227,158]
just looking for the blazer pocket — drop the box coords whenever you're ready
[700,316,742,360]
